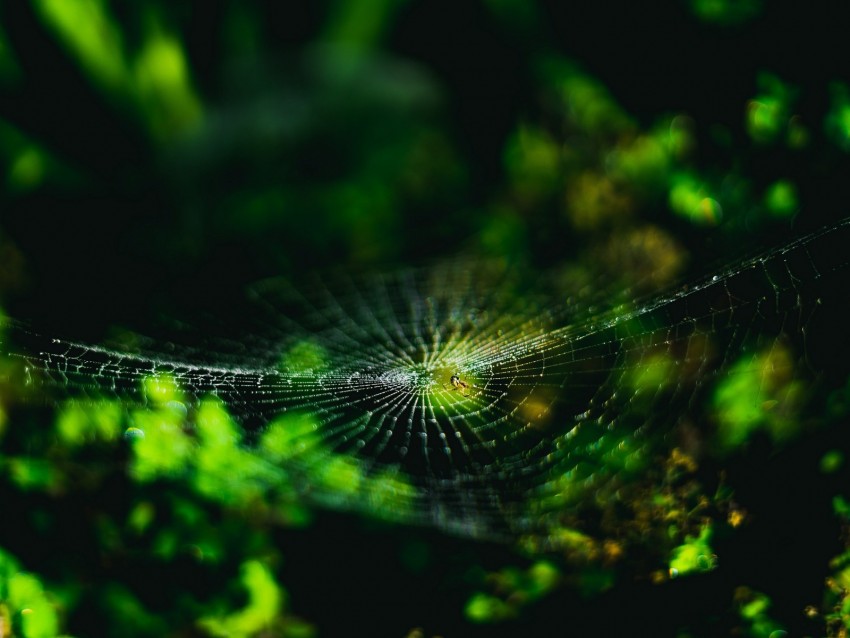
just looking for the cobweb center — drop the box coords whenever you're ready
[378,363,477,395]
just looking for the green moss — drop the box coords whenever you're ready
[821,450,845,474]
[712,346,804,452]
[6,457,61,492]
[669,172,722,225]
[193,397,280,505]
[322,0,407,49]
[142,374,184,406]
[35,0,128,93]
[608,133,671,194]
[626,352,674,395]
[826,83,850,151]
[464,561,560,624]
[479,208,526,257]
[735,588,786,638]
[527,561,560,596]
[0,548,62,638]
[746,74,796,144]
[55,399,122,446]
[316,455,363,495]
[540,58,634,135]
[260,412,321,462]
[465,593,514,623]
[669,525,715,577]
[0,23,21,84]
[128,405,193,481]
[0,122,72,194]
[8,147,46,192]
[36,1,202,141]
[127,501,156,535]
[763,180,798,218]
[504,125,561,200]
[133,23,203,140]
[366,471,417,520]
[660,115,695,159]
[102,584,167,637]
[550,528,597,559]
[834,495,850,520]
[199,560,287,638]
[689,0,762,25]
[280,342,328,376]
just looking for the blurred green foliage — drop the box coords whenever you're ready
[825,83,850,151]
[1,1,849,637]
[712,344,806,452]
[734,587,787,638]
[464,560,559,623]
[669,524,715,578]
[0,548,63,638]
[688,0,762,26]
[746,74,798,145]
[36,0,203,141]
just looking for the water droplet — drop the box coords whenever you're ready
[124,427,145,442]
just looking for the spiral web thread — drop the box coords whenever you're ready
[4,219,850,540]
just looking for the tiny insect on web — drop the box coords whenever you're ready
[443,374,474,397]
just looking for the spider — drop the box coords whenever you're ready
[444,374,473,397]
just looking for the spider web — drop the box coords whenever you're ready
[3,218,849,540]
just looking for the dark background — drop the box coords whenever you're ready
[2,1,850,636]
[3,1,850,336]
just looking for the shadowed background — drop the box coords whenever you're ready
[2,1,850,637]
